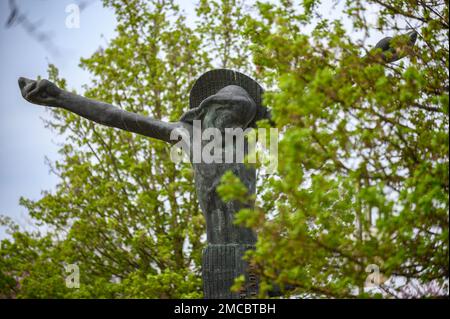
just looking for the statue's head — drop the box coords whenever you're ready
[180,85,256,130]
[180,69,267,130]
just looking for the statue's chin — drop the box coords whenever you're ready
[215,117,245,131]
[216,124,245,133]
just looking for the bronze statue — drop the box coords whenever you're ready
[19,69,267,298]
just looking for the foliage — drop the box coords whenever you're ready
[231,0,448,298]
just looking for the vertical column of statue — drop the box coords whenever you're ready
[181,69,267,298]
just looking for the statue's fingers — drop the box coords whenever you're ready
[375,36,392,52]
[18,77,35,97]
[18,77,32,89]
[407,30,418,46]
[25,82,41,101]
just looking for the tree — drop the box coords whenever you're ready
[229,0,448,298]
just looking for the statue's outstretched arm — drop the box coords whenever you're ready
[18,77,180,143]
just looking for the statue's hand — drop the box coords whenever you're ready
[18,77,62,107]
[372,30,417,63]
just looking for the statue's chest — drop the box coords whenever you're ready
[194,162,240,182]
[192,162,255,210]
[186,135,256,211]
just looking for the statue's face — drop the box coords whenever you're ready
[180,85,257,130]
[202,102,248,131]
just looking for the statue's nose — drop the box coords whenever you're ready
[18,77,33,90]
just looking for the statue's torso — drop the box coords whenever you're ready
[193,161,256,245]
[181,125,256,245]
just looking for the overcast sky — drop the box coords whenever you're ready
[0,0,116,237]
